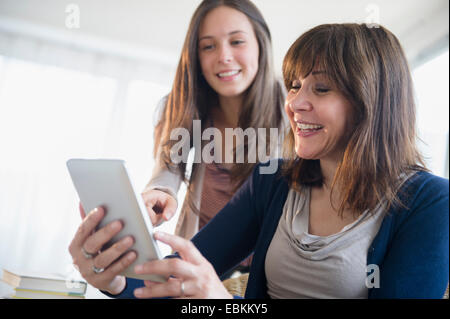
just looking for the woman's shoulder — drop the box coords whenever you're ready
[392,170,449,225]
[403,170,449,201]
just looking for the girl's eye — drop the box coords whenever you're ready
[201,44,214,51]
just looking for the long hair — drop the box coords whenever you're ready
[282,23,427,217]
[154,0,285,212]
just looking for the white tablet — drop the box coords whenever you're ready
[66,158,166,282]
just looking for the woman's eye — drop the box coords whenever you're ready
[231,40,245,45]
[290,81,301,92]
[315,87,330,93]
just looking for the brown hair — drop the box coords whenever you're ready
[282,23,427,217]
[154,0,285,212]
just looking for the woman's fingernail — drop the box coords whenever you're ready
[123,236,133,246]
[110,221,121,230]
[91,207,103,218]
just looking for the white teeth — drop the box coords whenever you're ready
[297,123,323,130]
[218,70,240,77]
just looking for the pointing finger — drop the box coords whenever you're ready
[162,198,177,221]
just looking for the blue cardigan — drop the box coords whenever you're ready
[105,160,449,299]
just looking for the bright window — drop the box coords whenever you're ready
[413,50,449,178]
[0,54,172,281]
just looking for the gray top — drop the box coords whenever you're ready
[265,186,386,299]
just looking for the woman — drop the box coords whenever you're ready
[69,0,286,295]
[126,23,448,299]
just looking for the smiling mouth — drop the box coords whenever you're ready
[217,70,241,78]
[296,123,324,132]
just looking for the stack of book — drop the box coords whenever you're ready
[1,268,87,299]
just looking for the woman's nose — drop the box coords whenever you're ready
[288,90,313,113]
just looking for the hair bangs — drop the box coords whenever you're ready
[282,28,340,92]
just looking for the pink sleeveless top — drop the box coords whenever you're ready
[199,162,253,268]
[199,162,234,230]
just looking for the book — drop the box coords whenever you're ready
[12,288,85,299]
[1,269,87,295]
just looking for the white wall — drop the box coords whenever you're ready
[0,0,448,74]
